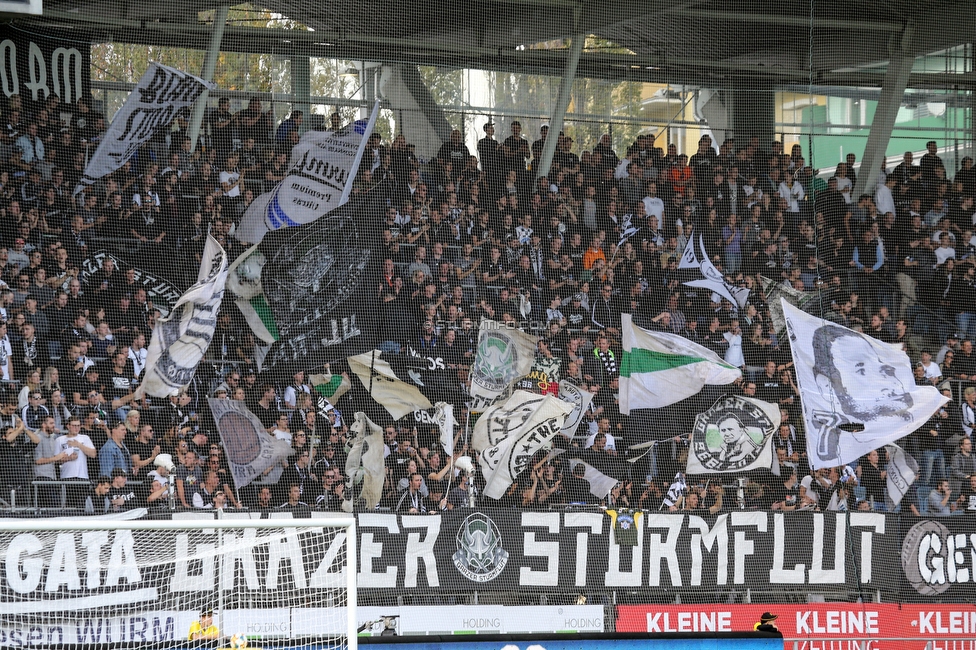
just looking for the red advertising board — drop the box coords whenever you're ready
[617,604,976,650]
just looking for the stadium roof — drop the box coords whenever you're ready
[15,0,976,89]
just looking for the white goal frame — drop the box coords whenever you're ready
[2,516,357,650]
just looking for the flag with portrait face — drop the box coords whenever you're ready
[685,394,780,474]
[782,300,948,469]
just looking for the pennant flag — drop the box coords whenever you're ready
[781,300,949,469]
[607,508,643,546]
[258,185,389,370]
[236,102,379,244]
[137,236,228,397]
[557,380,593,439]
[348,350,434,420]
[472,390,574,499]
[620,313,741,414]
[431,402,457,457]
[226,245,279,345]
[760,275,817,340]
[75,63,214,196]
[678,232,750,307]
[884,443,919,509]
[662,472,686,508]
[208,397,293,489]
[469,321,539,403]
[311,370,352,402]
[685,394,780,473]
[341,412,386,512]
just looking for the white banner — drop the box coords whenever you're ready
[137,235,228,397]
[208,397,293,489]
[679,232,749,307]
[235,102,379,244]
[74,63,214,195]
[884,443,919,509]
[472,390,574,499]
[782,300,948,469]
[685,395,780,474]
[342,412,385,511]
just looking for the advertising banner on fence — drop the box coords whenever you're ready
[618,603,976,650]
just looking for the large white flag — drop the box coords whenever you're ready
[235,102,379,244]
[679,232,750,307]
[341,412,386,512]
[619,313,741,414]
[472,390,574,499]
[347,350,433,419]
[137,235,228,397]
[469,321,538,403]
[782,300,949,469]
[226,245,278,344]
[208,397,293,489]
[75,63,214,196]
[884,444,919,509]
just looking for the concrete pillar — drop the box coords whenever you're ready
[853,23,916,197]
[535,30,585,179]
[290,55,310,135]
[186,5,228,152]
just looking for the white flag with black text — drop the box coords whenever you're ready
[472,390,574,499]
[782,300,948,469]
[75,63,215,196]
[138,235,228,397]
[679,232,749,307]
[235,103,379,244]
[884,443,919,509]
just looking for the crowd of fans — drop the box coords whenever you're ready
[0,89,974,518]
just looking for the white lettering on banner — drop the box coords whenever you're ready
[646,611,732,633]
[918,611,976,635]
[563,512,602,587]
[731,511,765,584]
[795,610,880,635]
[5,531,141,597]
[402,516,440,588]
[810,513,846,584]
[644,514,680,587]
[0,38,85,102]
[358,514,399,588]
[462,618,501,629]
[520,512,560,586]
[687,514,729,586]
[771,512,805,583]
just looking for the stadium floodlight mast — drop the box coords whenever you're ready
[0,516,357,650]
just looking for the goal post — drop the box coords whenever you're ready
[0,515,357,650]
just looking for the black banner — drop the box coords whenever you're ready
[0,27,90,104]
[899,516,976,601]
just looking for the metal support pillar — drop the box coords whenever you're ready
[290,55,310,134]
[186,5,229,152]
[536,21,584,180]
[853,22,916,197]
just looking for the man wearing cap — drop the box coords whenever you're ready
[145,453,176,505]
[754,612,780,634]
[188,608,219,641]
[20,390,49,431]
[107,467,139,511]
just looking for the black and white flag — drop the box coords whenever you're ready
[208,397,293,489]
[472,390,574,499]
[138,236,228,397]
[685,394,780,474]
[760,275,816,341]
[551,447,630,499]
[884,443,919,509]
[258,185,389,369]
[236,103,379,244]
[782,300,949,469]
[557,380,593,439]
[678,231,749,307]
[347,350,434,420]
[75,63,214,196]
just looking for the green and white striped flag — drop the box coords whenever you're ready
[619,313,741,414]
